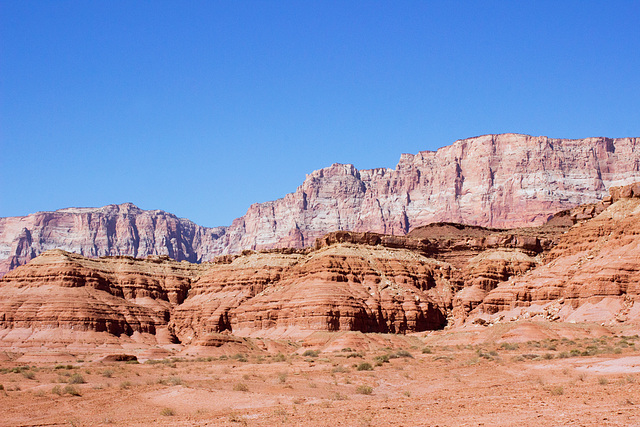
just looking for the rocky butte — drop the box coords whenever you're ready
[1,133,639,277]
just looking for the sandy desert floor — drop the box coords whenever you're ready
[1,324,640,426]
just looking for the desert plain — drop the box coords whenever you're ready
[1,322,640,427]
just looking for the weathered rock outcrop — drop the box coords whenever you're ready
[0,249,207,339]
[474,183,640,324]
[0,203,226,277]
[172,245,455,341]
[2,134,639,277]
[217,134,640,253]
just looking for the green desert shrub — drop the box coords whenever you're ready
[356,385,373,395]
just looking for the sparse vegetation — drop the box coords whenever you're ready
[68,373,86,384]
[160,407,175,416]
[357,362,373,371]
[356,385,373,395]
[63,385,82,396]
[233,382,249,392]
[548,386,564,396]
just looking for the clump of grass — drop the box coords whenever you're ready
[119,381,132,389]
[272,353,287,362]
[52,385,62,395]
[548,386,564,396]
[356,362,373,371]
[68,373,86,384]
[332,392,348,400]
[346,352,365,359]
[277,372,288,383]
[356,385,373,395]
[374,354,390,366]
[499,342,518,350]
[331,365,348,373]
[229,412,248,424]
[233,382,249,392]
[160,407,175,416]
[230,353,248,363]
[102,369,114,378]
[394,350,413,358]
[169,376,183,386]
[302,350,320,357]
[22,370,36,380]
[476,349,495,360]
[341,347,353,352]
[403,390,411,397]
[63,385,81,396]
[598,377,609,385]
[54,365,74,370]
[422,346,433,354]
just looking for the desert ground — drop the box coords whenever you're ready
[2,322,640,427]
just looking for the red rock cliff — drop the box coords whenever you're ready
[217,134,640,253]
[2,134,639,275]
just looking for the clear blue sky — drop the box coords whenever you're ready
[2,1,639,227]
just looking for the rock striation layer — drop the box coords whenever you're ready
[0,203,226,277]
[172,245,455,341]
[0,249,208,341]
[217,134,640,253]
[2,134,639,277]
[474,183,640,324]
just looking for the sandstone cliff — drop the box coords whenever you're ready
[217,134,640,253]
[2,134,639,277]
[0,203,226,277]
[0,249,209,345]
[473,183,640,324]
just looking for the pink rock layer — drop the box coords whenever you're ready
[2,133,639,276]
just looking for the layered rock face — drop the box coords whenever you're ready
[0,203,226,277]
[0,249,207,339]
[172,245,455,341]
[2,134,639,276]
[218,134,640,253]
[475,183,640,323]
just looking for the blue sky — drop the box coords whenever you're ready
[2,1,639,227]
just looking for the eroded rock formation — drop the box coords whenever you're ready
[0,203,226,277]
[0,249,208,340]
[2,134,640,276]
[474,183,640,324]
[172,245,455,342]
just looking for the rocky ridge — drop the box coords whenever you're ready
[0,249,210,343]
[2,134,640,277]
[0,203,226,277]
[472,183,640,325]
[0,203,573,343]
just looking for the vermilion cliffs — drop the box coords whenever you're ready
[0,134,640,274]
[3,182,639,345]
[0,203,226,277]
[3,143,640,427]
[2,134,640,277]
